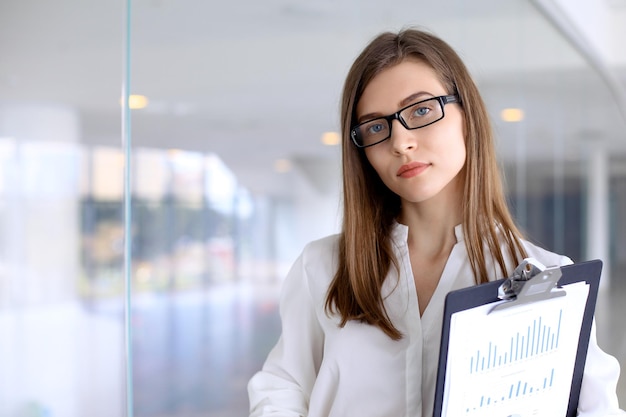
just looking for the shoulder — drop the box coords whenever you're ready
[288,233,340,297]
[301,233,340,264]
[520,239,573,267]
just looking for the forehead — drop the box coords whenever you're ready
[356,59,446,116]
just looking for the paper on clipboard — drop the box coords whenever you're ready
[441,281,589,417]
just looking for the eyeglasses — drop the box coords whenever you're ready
[350,94,460,148]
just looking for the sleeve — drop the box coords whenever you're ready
[247,250,325,417]
[577,319,626,416]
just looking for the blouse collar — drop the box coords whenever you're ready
[391,222,464,245]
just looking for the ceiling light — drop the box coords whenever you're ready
[167,148,183,157]
[321,131,340,146]
[500,108,524,122]
[274,159,292,173]
[120,94,149,110]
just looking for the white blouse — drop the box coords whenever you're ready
[248,223,625,417]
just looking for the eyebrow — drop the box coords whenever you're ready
[357,91,434,123]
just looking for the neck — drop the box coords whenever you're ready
[398,185,463,257]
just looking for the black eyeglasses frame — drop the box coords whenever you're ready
[350,94,460,148]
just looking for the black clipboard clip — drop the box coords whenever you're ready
[491,258,566,312]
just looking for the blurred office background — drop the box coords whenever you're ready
[1,0,625,416]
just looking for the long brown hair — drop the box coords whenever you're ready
[325,28,528,340]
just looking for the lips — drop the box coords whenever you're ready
[397,161,430,178]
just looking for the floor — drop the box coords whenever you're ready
[130,282,282,417]
[1,276,624,417]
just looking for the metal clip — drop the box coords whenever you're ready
[492,258,565,312]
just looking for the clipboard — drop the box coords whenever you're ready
[432,258,602,417]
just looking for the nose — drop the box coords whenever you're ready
[389,119,417,154]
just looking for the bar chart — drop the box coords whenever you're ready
[457,308,565,415]
[469,309,562,374]
[464,368,555,413]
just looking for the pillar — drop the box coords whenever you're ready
[585,142,610,288]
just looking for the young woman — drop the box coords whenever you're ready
[248,28,624,417]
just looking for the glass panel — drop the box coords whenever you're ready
[0,2,126,416]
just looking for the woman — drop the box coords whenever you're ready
[248,28,624,417]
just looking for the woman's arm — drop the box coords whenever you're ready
[577,319,625,416]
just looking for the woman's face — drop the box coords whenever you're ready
[356,59,466,207]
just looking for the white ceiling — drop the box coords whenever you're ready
[1,0,625,197]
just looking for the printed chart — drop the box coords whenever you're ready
[441,283,589,417]
[469,310,562,374]
[467,367,555,411]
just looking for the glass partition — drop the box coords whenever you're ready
[0,2,126,416]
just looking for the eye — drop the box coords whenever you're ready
[367,123,385,134]
[412,106,431,117]
[359,119,388,138]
